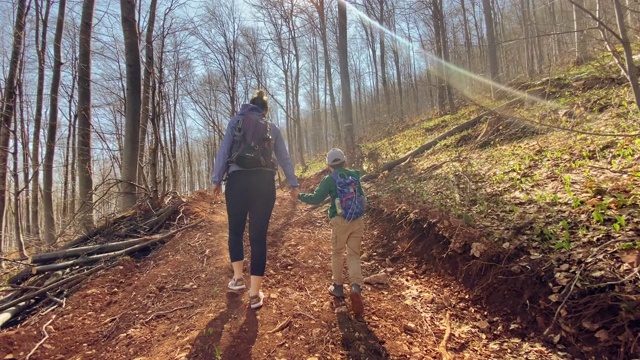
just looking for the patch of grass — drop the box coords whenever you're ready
[296,155,326,178]
[619,241,640,250]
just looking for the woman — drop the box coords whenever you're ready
[211,90,299,309]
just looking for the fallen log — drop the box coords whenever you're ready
[29,220,202,276]
[28,236,151,265]
[7,268,34,286]
[0,300,35,328]
[0,265,105,313]
[361,100,518,182]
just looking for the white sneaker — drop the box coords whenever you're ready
[228,278,246,291]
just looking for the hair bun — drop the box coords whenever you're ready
[256,90,266,98]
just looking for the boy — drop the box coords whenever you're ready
[298,148,366,316]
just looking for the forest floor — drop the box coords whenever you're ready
[0,189,568,360]
[3,60,640,360]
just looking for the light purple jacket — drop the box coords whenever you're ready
[211,104,299,187]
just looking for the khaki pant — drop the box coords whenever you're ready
[329,216,364,286]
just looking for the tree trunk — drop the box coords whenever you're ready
[626,0,634,30]
[482,0,500,83]
[531,0,545,75]
[391,15,403,119]
[31,0,52,238]
[613,0,640,110]
[0,0,28,266]
[460,0,473,71]
[149,70,160,203]
[138,0,157,188]
[547,0,560,60]
[432,0,446,113]
[379,0,391,116]
[43,0,67,245]
[521,0,534,78]
[62,41,77,221]
[13,96,27,258]
[435,0,456,114]
[290,10,306,169]
[19,74,31,244]
[120,0,142,210]
[338,0,356,160]
[573,0,588,65]
[77,0,96,233]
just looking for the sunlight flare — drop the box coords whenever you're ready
[341,0,562,112]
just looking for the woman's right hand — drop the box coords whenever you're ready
[212,184,221,196]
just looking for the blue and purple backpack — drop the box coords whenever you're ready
[331,172,365,220]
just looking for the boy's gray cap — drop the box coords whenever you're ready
[327,148,346,165]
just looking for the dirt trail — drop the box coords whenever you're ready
[1,191,567,359]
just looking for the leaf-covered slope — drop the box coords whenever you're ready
[355,68,640,357]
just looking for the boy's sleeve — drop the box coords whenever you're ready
[298,176,331,205]
[355,170,366,196]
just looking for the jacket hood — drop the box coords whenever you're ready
[237,104,263,116]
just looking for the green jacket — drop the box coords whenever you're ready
[298,168,365,219]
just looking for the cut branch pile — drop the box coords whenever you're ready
[0,195,199,329]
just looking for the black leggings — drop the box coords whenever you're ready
[225,169,276,276]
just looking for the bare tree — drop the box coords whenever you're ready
[120,0,142,210]
[338,0,356,159]
[13,83,26,257]
[0,0,28,264]
[77,0,97,232]
[311,0,341,147]
[460,0,473,70]
[31,0,53,237]
[573,0,589,65]
[62,21,79,222]
[389,8,404,119]
[378,0,391,115]
[481,0,500,83]
[138,0,158,188]
[42,0,67,245]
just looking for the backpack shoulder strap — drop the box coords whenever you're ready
[330,171,344,182]
[234,117,244,137]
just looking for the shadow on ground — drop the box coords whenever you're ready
[334,298,389,359]
[188,292,258,359]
